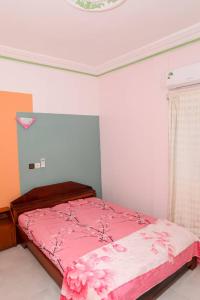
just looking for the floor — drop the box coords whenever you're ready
[0,246,199,300]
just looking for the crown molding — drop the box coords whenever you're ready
[0,45,97,77]
[0,23,200,77]
[96,22,200,76]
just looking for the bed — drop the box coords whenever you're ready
[10,181,200,300]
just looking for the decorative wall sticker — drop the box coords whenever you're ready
[67,0,126,11]
[17,117,36,129]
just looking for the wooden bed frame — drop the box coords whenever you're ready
[10,181,197,300]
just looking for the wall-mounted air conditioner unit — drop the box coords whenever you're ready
[167,62,200,90]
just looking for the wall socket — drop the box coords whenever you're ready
[35,162,41,169]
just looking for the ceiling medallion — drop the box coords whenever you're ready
[67,0,126,12]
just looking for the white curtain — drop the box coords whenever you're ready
[169,86,200,238]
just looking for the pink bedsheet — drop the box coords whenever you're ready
[110,241,199,300]
[18,197,154,274]
[18,197,200,300]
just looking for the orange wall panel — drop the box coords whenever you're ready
[0,92,32,207]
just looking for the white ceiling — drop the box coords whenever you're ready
[0,0,200,67]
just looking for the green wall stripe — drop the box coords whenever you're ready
[1,37,200,77]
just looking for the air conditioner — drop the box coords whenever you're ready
[167,62,200,90]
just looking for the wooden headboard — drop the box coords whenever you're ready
[10,181,96,224]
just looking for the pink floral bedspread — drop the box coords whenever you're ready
[18,197,200,300]
[18,197,154,274]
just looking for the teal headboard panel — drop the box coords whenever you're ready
[17,112,102,197]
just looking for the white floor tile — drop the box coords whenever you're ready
[158,288,189,300]
[168,267,200,300]
[0,246,60,300]
[29,286,60,300]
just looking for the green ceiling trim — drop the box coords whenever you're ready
[0,54,97,77]
[97,36,200,77]
[0,37,199,78]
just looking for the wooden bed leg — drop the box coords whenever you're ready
[188,257,197,270]
[21,242,28,249]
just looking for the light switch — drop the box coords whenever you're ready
[40,158,45,168]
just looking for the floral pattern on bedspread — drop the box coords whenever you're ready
[62,253,113,300]
[140,230,175,262]
[61,220,200,300]
[18,197,154,273]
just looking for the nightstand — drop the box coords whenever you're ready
[0,207,16,251]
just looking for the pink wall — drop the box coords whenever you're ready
[0,59,99,115]
[99,42,200,218]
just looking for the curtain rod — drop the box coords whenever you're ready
[167,82,200,100]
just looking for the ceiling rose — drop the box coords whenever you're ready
[67,0,126,12]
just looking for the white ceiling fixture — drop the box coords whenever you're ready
[67,0,126,11]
